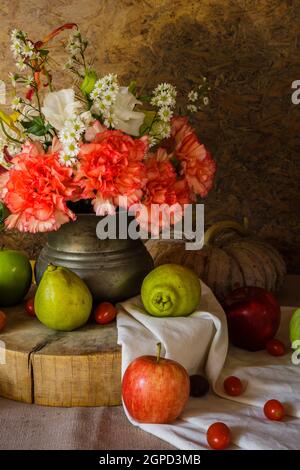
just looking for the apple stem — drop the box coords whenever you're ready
[156,342,161,363]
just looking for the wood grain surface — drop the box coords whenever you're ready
[0,301,122,407]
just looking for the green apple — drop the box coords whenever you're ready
[0,250,32,307]
[290,307,300,345]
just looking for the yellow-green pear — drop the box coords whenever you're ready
[35,265,93,331]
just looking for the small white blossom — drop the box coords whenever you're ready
[103,113,117,128]
[158,106,173,122]
[21,42,34,58]
[188,90,198,102]
[72,117,86,136]
[80,111,93,125]
[149,120,171,145]
[11,41,22,57]
[58,115,87,167]
[67,43,81,56]
[64,58,74,70]
[151,83,177,109]
[64,141,79,157]
[16,59,26,71]
[149,136,158,147]
[203,96,209,106]
[59,152,78,167]
[24,75,34,87]
[187,104,198,113]
[11,96,22,111]
[9,73,18,87]
[10,29,21,41]
[59,128,75,145]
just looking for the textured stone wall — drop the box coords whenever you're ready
[0,0,299,272]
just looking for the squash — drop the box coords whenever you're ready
[145,220,286,301]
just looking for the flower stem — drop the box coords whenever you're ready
[0,121,23,144]
[156,342,162,363]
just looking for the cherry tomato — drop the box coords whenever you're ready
[0,310,6,332]
[190,375,210,397]
[266,339,286,357]
[207,422,231,450]
[223,376,243,396]
[263,399,285,421]
[94,302,117,325]
[25,297,35,317]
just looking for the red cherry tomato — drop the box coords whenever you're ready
[266,339,286,357]
[264,399,285,421]
[94,302,117,325]
[0,310,6,332]
[223,376,243,396]
[207,422,231,450]
[25,297,35,317]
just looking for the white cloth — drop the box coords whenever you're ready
[117,281,300,450]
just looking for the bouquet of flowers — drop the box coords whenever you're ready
[0,23,216,234]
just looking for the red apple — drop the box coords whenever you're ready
[223,286,281,351]
[122,343,190,424]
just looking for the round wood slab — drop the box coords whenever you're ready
[0,299,121,407]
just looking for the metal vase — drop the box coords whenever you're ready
[35,214,154,303]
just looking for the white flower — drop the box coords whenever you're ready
[11,41,22,57]
[24,75,34,87]
[149,120,171,144]
[90,74,119,102]
[151,83,177,109]
[72,117,86,136]
[58,152,78,167]
[111,87,145,136]
[188,90,198,102]
[11,96,22,111]
[67,43,81,56]
[187,104,198,113]
[64,141,79,157]
[10,29,20,41]
[203,96,209,106]
[0,81,6,105]
[158,106,173,122]
[148,136,158,147]
[80,111,93,125]
[9,73,17,88]
[41,89,82,131]
[16,59,26,71]
[22,42,34,58]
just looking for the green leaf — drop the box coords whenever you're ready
[170,156,181,174]
[139,111,156,135]
[0,202,9,230]
[21,117,50,136]
[138,95,151,103]
[128,80,137,96]
[38,49,49,57]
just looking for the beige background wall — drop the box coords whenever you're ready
[0,0,299,272]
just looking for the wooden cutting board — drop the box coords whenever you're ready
[0,300,122,407]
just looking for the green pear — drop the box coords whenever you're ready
[35,265,93,331]
[141,264,201,317]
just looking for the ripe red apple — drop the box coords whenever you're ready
[223,286,281,351]
[122,343,190,424]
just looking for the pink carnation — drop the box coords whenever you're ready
[137,148,191,234]
[0,145,77,233]
[165,116,216,198]
[75,130,148,215]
